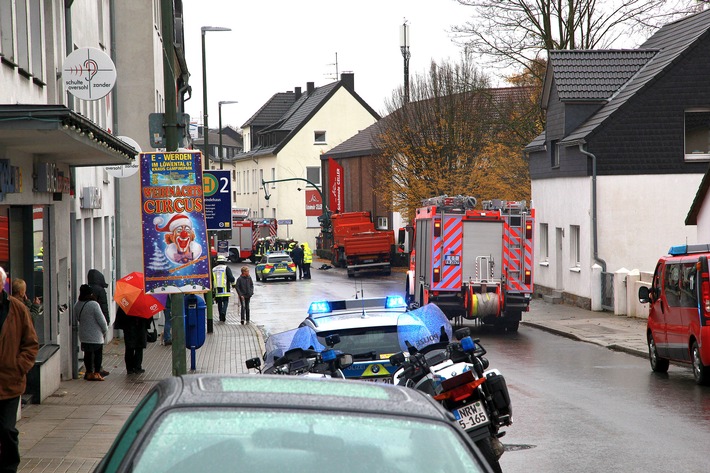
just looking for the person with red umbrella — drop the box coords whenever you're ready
[114,304,150,374]
[113,272,166,375]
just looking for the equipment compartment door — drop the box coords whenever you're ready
[462,221,503,282]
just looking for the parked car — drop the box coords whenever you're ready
[255,251,297,281]
[638,243,710,385]
[93,374,493,473]
[300,296,451,383]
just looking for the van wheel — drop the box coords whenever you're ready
[692,341,710,385]
[648,333,669,373]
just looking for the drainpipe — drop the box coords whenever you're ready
[577,143,607,273]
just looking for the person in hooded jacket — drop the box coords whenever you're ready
[74,285,109,380]
[87,269,110,325]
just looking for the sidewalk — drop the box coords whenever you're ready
[15,298,649,473]
[17,309,265,473]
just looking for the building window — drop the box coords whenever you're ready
[570,225,580,268]
[306,166,321,187]
[272,208,276,219]
[253,169,257,194]
[0,1,15,63]
[539,223,549,262]
[550,140,559,168]
[684,110,710,161]
[16,0,29,73]
[376,217,388,230]
[271,168,276,188]
[29,0,43,83]
[314,131,326,144]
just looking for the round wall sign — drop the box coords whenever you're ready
[63,47,117,101]
[105,136,141,178]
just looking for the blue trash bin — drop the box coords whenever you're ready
[184,294,206,370]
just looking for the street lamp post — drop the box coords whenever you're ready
[218,100,238,170]
[400,20,411,104]
[201,26,231,171]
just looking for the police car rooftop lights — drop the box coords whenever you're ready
[307,295,406,316]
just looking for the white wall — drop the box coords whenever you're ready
[597,174,700,272]
[695,185,710,242]
[531,176,592,298]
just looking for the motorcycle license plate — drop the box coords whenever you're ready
[452,401,490,430]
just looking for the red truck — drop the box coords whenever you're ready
[229,211,278,263]
[330,211,395,277]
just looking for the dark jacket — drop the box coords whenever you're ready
[290,246,304,264]
[0,291,39,400]
[114,306,149,349]
[88,269,110,324]
[236,274,254,298]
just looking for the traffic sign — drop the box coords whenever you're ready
[277,219,293,225]
[203,171,232,230]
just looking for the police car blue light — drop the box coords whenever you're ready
[385,295,407,309]
[308,301,332,315]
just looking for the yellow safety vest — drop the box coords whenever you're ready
[212,265,230,297]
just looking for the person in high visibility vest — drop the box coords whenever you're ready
[212,257,235,322]
[301,242,313,279]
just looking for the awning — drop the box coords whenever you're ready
[0,105,137,167]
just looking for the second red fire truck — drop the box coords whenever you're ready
[404,195,535,331]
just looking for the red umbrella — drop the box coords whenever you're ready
[114,272,166,318]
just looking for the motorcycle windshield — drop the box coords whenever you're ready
[263,326,326,370]
[396,303,452,352]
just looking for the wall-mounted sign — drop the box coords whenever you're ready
[305,190,322,216]
[105,136,140,178]
[63,47,117,101]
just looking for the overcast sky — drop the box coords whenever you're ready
[181,0,473,130]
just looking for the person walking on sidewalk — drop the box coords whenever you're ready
[290,242,304,279]
[212,257,235,322]
[74,284,109,381]
[0,266,39,473]
[235,266,254,324]
[302,242,313,279]
[87,269,110,325]
[114,305,149,374]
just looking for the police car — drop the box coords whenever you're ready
[300,296,411,383]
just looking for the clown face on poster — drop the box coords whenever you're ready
[139,151,210,294]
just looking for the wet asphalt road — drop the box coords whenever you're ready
[231,261,710,472]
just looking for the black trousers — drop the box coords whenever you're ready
[82,343,104,372]
[0,396,20,473]
[216,296,230,321]
[125,347,144,372]
[303,263,311,279]
[240,297,251,321]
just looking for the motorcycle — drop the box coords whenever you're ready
[246,326,353,378]
[390,304,511,473]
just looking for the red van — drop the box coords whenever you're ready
[639,244,710,385]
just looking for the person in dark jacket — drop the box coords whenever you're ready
[87,269,110,325]
[290,243,304,279]
[235,266,254,324]
[114,305,150,374]
[0,266,39,473]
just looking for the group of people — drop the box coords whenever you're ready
[288,242,313,279]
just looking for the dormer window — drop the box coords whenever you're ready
[314,131,326,144]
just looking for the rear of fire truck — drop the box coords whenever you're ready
[406,195,534,331]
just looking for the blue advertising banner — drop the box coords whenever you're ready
[140,151,210,294]
[203,170,232,230]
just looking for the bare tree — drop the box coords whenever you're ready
[453,0,709,81]
[372,58,535,220]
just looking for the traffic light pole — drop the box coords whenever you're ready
[261,178,331,233]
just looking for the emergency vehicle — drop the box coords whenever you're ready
[404,195,534,331]
[638,244,710,385]
[229,211,278,262]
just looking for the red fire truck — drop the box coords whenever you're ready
[229,210,278,263]
[404,195,534,331]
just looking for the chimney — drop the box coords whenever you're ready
[307,82,315,95]
[340,72,354,92]
[295,87,302,100]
